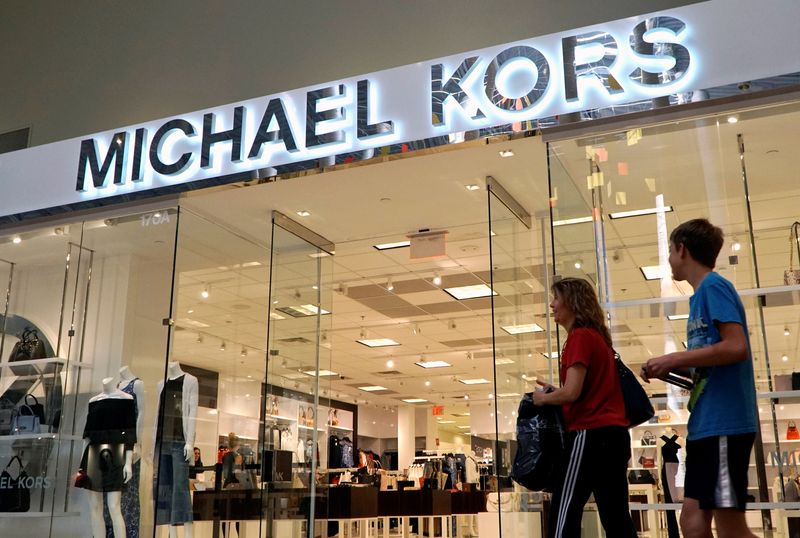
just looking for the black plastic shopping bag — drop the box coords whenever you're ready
[511,393,565,492]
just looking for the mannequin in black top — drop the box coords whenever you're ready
[79,377,136,538]
[661,430,682,538]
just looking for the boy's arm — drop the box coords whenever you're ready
[641,321,748,382]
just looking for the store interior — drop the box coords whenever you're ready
[0,99,799,537]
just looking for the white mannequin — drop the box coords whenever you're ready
[153,361,198,538]
[86,377,134,538]
[119,366,145,462]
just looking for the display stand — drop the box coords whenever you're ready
[0,242,94,518]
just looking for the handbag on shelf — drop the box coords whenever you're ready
[0,398,14,436]
[614,351,655,427]
[628,469,656,485]
[23,395,46,427]
[658,413,672,423]
[784,221,800,285]
[8,328,46,363]
[788,421,800,440]
[639,452,656,468]
[332,409,339,426]
[12,404,41,435]
[0,456,30,512]
[640,430,656,446]
[306,407,315,427]
[299,408,306,425]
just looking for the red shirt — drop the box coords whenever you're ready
[560,328,628,431]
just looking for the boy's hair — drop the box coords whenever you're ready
[670,218,724,269]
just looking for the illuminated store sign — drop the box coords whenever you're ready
[75,16,691,194]
[0,0,798,218]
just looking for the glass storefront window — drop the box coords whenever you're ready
[548,100,800,533]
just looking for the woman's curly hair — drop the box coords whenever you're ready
[551,277,612,348]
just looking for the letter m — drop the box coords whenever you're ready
[76,133,127,191]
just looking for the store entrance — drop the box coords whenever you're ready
[170,135,551,537]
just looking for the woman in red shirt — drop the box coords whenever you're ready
[533,277,636,538]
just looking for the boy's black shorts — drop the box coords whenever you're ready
[685,432,755,511]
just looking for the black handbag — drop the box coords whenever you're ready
[8,328,46,363]
[0,456,30,512]
[627,468,656,485]
[0,398,14,435]
[615,351,655,427]
[23,395,46,427]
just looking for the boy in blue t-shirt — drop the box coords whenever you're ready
[642,218,757,538]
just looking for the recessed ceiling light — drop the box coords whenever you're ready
[415,360,451,369]
[11,236,22,244]
[667,314,689,321]
[386,359,395,368]
[552,216,593,226]
[727,116,739,124]
[358,385,388,392]
[465,184,480,191]
[444,284,496,300]
[608,206,673,219]
[459,378,490,385]
[432,271,442,286]
[782,355,789,362]
[640,265,669,280]
[438,420,455,424]
[402,398,428,404]
[200,286,209,299]
[498,150,515,158]
[494,358,515,365]
[424,380,431,387]
[303,369,338,377]
[275,304,331,317]
[374,240,411,250]
[296,210,311,217]
[457,425,470,429]
[501,323,544,335]
[785,328,791,336]
[357,338,400,348]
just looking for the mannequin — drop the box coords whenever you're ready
[79,377,136,538]
[103,366,145,538]
[660,427,683,538]
[154,362,198,538]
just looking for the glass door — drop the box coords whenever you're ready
[261,211,333,538]
[486,176,547,535]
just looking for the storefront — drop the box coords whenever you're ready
[0,1,799,537]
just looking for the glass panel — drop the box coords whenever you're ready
[487,179,549,534]
[262,214,331,538]
[547,100,800,533]
[157,208,271,538]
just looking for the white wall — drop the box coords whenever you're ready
[0,1,698,146]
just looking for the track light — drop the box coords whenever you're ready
[240,346,248,357]
[574,260,583,270]
[196,334,204,344]
[448,320,456,330]
[360,327,367,339]
[433,271,442,286]
[785,328,791,336]
[220,341,226,351]
[387,276,394,292]
[201,285,209,299]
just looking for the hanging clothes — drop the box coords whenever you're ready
[328,435,342,469]
[340,438,354,468]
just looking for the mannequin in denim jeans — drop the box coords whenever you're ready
[153,362,198,538]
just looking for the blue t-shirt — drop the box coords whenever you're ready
[686,271,757,440]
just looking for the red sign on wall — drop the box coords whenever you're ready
[432,405,444,416]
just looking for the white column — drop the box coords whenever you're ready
[397,406,416,473]
[426,411,439,451]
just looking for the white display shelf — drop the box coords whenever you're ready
[759,391,800,400]
[0,433,81,442]
[328,424,353,432]
[0,511,81,518]
[265,414,296,422]
[297,424,325,432]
